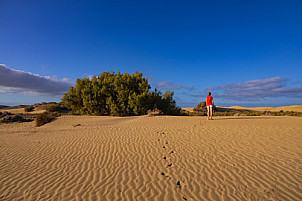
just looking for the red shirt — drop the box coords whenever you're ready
[206,96,213,106]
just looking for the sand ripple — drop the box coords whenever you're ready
[0,116,301,200]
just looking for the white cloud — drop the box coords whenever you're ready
[208,77,302,101]
[0,64,74,96]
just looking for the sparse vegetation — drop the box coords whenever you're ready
[36,112,60,127]
[0,112,34,123]
[189,104,302,117]
[45,103,69,113]
[194,101,207,112]
[24,105,35,112]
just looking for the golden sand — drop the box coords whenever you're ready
[0,115,301,200]
[0,108,46,114]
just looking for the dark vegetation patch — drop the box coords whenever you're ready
[0,105,9,109]
[1,105,29,109]
[0,102,68,126]
[36,111,60,127]
[0,112,34,123]
[34,102,70,113]
[24,105,35,112]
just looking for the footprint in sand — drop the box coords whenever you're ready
[161,172,169,177]
[167,163,172,167]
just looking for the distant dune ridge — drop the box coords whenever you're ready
[0,105,9,109]
[228,105,302,112]
[0,114,301,200]
[2,104,302,114]
[182,105,302,113]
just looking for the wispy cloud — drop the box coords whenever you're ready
[153,80,185,90]
[0,64,73,96]
[293,81,302,85]
[207,77,302,101]
[153,80,195,91]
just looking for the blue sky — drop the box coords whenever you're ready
[1,0,302,107]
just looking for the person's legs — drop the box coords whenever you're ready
[210,106,213,120]
[207,106,210,120]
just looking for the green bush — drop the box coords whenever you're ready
[36,112,59,127]
[62,71,181,116]
[45,103,69,113]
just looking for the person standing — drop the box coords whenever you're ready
[206,92,214,120]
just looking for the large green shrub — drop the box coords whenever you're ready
[62,71,180,116]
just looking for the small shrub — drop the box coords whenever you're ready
[179,110,190,116]
[0,112,13,118]
[1,115,24,123]
[46,104,67,112]
[24,105,35,112]
[147,108,162,116]
[69,111,80,115]
[36,112,59,127]
[194,101,207,112]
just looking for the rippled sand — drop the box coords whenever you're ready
[1,116,301,200]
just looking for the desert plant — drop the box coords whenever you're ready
[24,105,35,112]
[194,101,207,112]
[1,115,23,123]
[45,103,69,113]
[147,108,162,116]
[62,71,181,116]
[0,112,13,118]
[36,112,59,127]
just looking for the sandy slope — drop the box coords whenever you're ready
[0,108,46,114]
[183,105,302,113]
[0,116,301,201]
[229,105,302,112]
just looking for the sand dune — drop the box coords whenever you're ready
[183,105,302,113]
[0,107,46,114]
[0,116,301,200]
[229,105,302,112]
